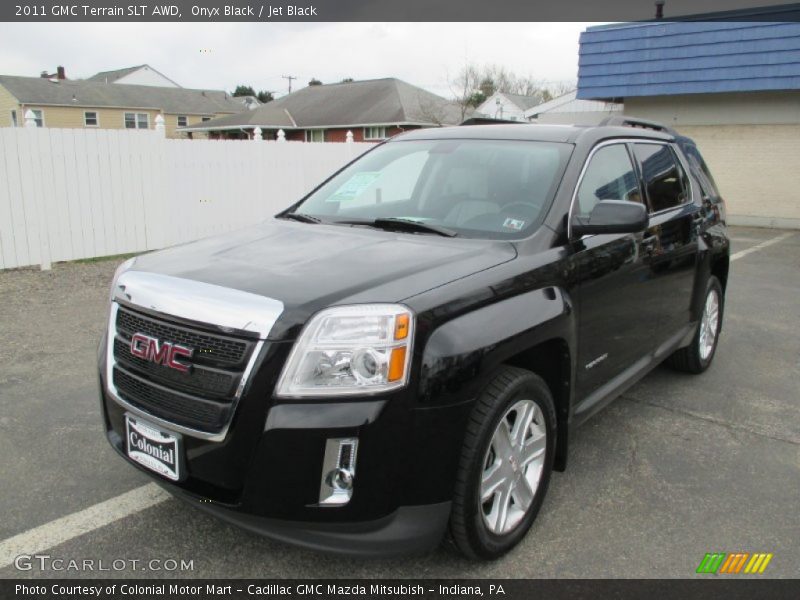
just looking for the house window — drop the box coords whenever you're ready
[201,116,212,122]
[10,110,17,127]
[30,109,44,127]
[84,111,98,127]
[124,112,149,129]
[305,129,325,143]
[177,115,188,127]
[363,126,387,140]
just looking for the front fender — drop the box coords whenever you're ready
[418,287,576,408]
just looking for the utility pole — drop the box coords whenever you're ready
[281,74,297,93]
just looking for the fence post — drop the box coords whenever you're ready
[345,130,354,143]
[24,110,37,128]
[277,129,286,142]
[254,127,263,141]
[155,114,165,137]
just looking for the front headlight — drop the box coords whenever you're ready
[275,304,414,398]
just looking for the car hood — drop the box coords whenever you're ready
[129,219,517,339]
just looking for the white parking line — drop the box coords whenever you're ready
[0,483,168,570]
[730,232,794,262]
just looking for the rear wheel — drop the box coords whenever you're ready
[450,366,556,559]
[667,275,724,373]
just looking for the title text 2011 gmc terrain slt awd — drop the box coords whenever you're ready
[99,118,729,559]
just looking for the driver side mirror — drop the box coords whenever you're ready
[570,200,649,238]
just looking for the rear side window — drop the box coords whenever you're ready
[681,143,720,198]
[575,144,641,216]
[633,143,689,212]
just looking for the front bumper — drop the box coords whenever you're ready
[100,352,472,555]
[167,481,451,557]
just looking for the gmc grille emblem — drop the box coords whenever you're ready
[130,333,193,372]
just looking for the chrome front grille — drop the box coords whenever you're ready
[112,367,232,431]
[105,270,284,442]
[116,308,252,367]
[110,304,259,437]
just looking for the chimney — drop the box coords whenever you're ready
[57,66,66,80]
[655,0,665,19]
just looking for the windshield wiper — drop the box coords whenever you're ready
[279,212,322,224]
[336,217,458,237]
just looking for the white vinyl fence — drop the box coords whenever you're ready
[0,127,372,270]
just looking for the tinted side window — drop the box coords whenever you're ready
[576,144,641,216]
[681,143,720,198]
[633,144,689,212]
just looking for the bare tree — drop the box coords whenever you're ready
[416,96,449,126]
[448,62,484,121]
[447,62,577,115]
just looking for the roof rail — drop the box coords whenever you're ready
[459,116,524,126]
[599,116,677,137]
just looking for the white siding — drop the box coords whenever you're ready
[114,67,180,88]
[474,93,528,122]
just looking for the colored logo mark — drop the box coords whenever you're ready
[696,552,773,574]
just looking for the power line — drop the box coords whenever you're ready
[281,74,298,93]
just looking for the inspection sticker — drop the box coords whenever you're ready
[328,172,381,202]
[502,217,526,231]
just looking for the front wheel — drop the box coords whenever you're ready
[449,366,556,560]
[667,275,724,374]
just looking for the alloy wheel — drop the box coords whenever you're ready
[480,399,547,535]
[699,288,720,361]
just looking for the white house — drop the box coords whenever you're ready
[88,65,182,88]
[474,92,542,122]
[524,90,622,125]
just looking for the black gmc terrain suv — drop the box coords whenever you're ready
[99,118,729,559]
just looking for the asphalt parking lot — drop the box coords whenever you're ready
[0,226,797,579]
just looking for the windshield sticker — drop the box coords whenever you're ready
[328,172,381,202]
[503,217,526,231]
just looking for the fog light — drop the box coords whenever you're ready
[319,438,358,506]
[326,468,354,491]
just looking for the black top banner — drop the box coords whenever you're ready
[3,0,800,22]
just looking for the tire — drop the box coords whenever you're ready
[449,366,556,560]
[667,275,724,374]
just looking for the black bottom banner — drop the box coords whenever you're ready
[3,579,799,600]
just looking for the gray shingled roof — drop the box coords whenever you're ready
[502,93,546,112]
[88,64,183,87]
[0,75,247,115]
[183,78,462,131]
[89,65,143,83]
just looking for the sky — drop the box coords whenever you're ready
[0,22,596,98]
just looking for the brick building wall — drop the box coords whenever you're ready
[625,92,800,229]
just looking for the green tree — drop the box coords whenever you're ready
[256,91,274,103]
[308,78,323,86]
[478,77,495,98]
[467,91,487,108]
[232,84,256,97]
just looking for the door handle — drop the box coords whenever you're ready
[642,235,658,255]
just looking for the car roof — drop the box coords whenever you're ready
[392,123,675,145]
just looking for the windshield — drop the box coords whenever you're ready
[288,139,573,239]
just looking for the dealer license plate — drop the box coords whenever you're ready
[125,415,181,481]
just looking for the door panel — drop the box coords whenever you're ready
[574,232,658,402]
[632,143,699,344]
[571,143,659,404]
